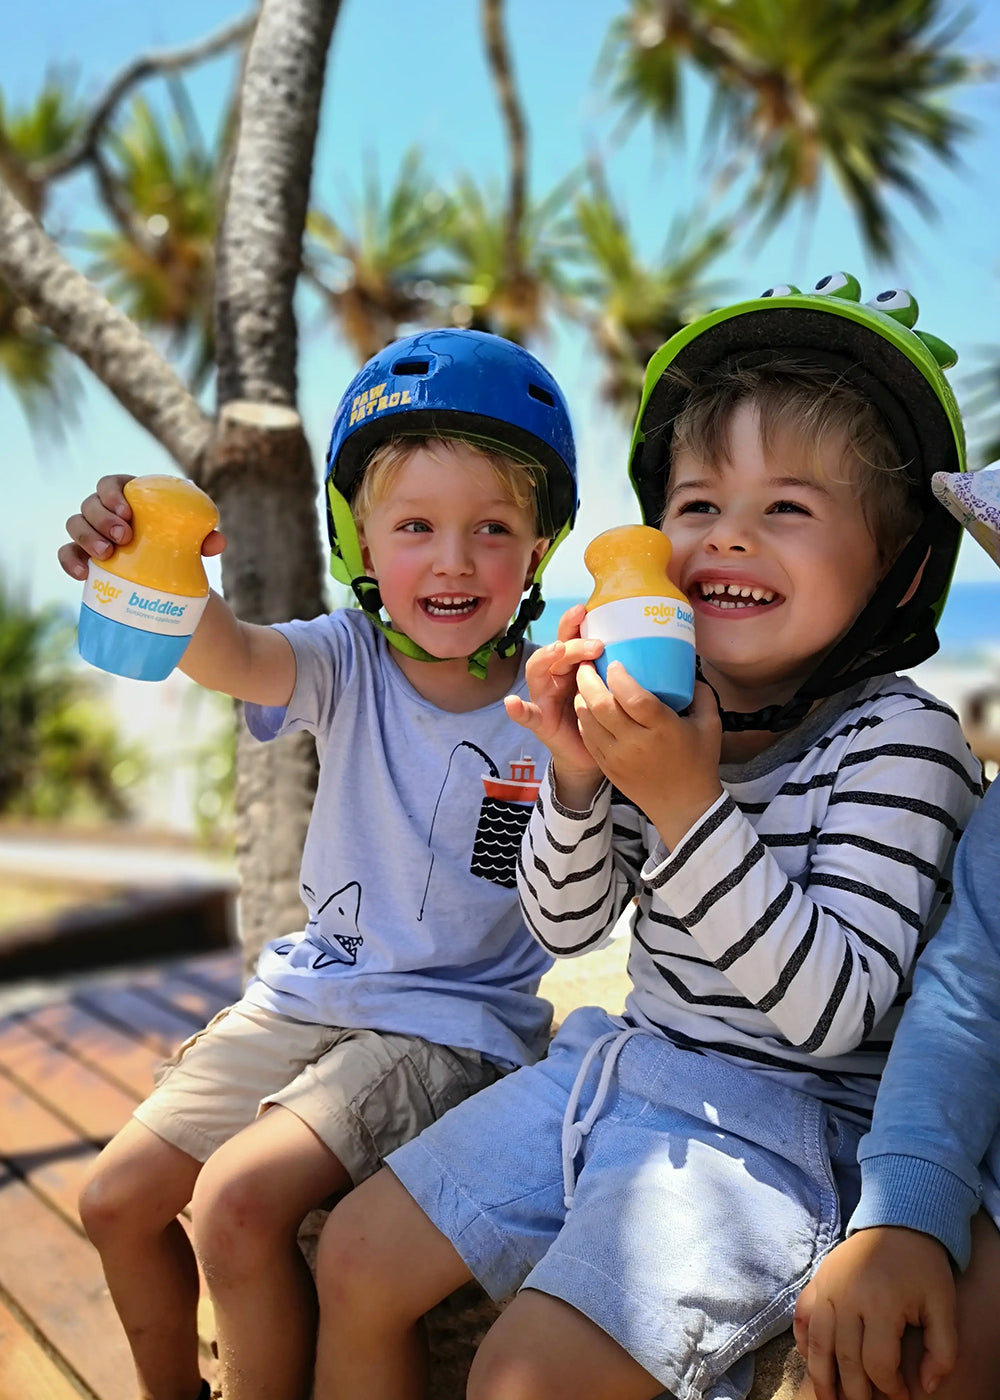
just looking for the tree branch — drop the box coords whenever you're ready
[0,179,213,475]
[30,11,259,182]
[482,0,527,288]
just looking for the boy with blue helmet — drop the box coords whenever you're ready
[307,277,982,1400]
[58,328,577,1400]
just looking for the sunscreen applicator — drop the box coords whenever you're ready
[580,525,695,710]
[77,475,218,681]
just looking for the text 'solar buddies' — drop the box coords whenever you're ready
[77,475,219,681]
[580,525,695,711]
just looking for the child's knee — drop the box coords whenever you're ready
[315,1189,392,1320]
[190,1156,279,1272]
[78,1142,173,1244]
[468,1338,549,1400]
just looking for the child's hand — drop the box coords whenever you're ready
[793,1227,958,1400]
[505,603,605,807]
[574,662,723,850]
[58,473,226,580]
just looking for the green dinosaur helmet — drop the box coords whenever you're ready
[627,273,967,731]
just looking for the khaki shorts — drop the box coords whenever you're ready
[133,997,500,1185]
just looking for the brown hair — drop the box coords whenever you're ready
[351,436,541,531]
[668,360,923,564]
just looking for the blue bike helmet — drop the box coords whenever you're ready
[325,328,577,676]
[627,273,967,732]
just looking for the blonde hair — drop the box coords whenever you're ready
[668,362,923,564]
[350,436,541,530]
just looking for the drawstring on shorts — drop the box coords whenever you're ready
[560,1027,643,1210]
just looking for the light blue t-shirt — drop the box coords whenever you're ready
[242,608,554,1067]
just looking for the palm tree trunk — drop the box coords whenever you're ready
[207,0,342,971]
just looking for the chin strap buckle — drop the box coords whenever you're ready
[494,585,545,659]
[350,576,384,616]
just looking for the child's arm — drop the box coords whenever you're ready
[792,788,1000,1398]
[574,669,982,1058]
[59,473,296,707]
[793,1226,958,1400]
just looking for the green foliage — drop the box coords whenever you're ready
[0,582,142,822]
[605,0,977,258]
[566,178,731,408]
[85,89,218,385]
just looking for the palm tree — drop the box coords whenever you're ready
[0,79,83,424]
[603,0,979,258]
[566,171,730,415]
[85,88,218,387]
[304,148,452,362]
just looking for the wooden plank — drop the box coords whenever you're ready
[0,1063,98,1227]
[123,967,233,1028]
[0,1019,138,1146]
[171,951,243,1003]
[0,1168,133,1400]
[72,985,203,1056]
[0,1295,88,1400]
[20,1000,162,1103]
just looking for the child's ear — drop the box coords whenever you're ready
[896,546,930,607]
[526,538,551,587]
[358,527,376,577]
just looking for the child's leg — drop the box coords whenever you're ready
[468,1291,666,1400]
[794,1212,1000,1400]
[78,1118,203,1400]
[312,1166,475,1400]
[191,1104,350,1400]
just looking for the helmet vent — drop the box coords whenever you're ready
[528,383,555,406]
[392,358,430,375]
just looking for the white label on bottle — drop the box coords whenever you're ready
[82,561,209,636]
[581,595,696,646]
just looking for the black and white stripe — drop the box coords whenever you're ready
[518,675,983,1117]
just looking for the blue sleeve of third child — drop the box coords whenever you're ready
[850,780,1000,1268]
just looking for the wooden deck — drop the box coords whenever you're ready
[0,949,242,1400]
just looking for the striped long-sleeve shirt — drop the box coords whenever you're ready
[518,675,983,1119]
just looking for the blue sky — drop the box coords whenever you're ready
[6,0,1000,618]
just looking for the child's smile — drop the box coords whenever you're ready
[358,444,548,703]
[663,402,883,715]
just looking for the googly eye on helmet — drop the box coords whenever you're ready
[627,273,967,732]
[324,328,578,678]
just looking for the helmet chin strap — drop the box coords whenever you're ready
[705,516,940,734]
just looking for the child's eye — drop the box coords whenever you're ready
[675,499,718,515]
[768,500,810,515]
[480,521,512,535]
[399,520,431,533]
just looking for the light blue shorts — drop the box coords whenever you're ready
[387,1005,863,1400]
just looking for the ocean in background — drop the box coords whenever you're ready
[532,580,1000,656]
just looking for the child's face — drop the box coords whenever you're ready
[359,443,548,662]
[662,401,884,714]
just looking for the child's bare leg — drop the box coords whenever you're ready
[78,1117,204,1400]
[191,1104,350,1400]
[313,1167,474,1400]
[468,1290,664,1400]
[794,1212,1000,1400]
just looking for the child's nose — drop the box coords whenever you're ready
[703,511,753,554]
[433,534,474,574]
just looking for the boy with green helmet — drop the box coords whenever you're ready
[58,327,577,1400]
[307,276,981,1400]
